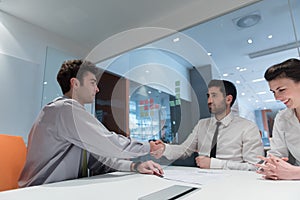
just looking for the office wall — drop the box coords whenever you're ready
[0,11,88,142]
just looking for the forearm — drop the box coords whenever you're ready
[210,158,256,171]
[163,129,199,160]
[163,144,194,160]
[285,165,300,180]
[61,105,150,158]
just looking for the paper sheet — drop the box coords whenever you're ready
[162,168,228,185]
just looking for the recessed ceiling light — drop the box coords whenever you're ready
[236,67,240,70]
[252,78,265,82]
[256,91,267,95]
[145,70,150,73]
[173,37,180,42]
[148,91,152,94]
[247,38,253,44]
[268,35,273,39]
[239,68,247,72]
[236,80,240,84]
[241,92,246,96]
[223,73,229,77]
[207,52,212,56]
[235,13,261,28]
[264,99,276,102]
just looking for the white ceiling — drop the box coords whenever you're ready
[0,0,257,50]
[0,0,299,112]
[191,0,300,111]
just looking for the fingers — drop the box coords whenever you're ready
[154,140,164,145]
[150,141,165,159]
[147,160,164,174]
[195,156,210,169]
[257,155,267,160]
[150,162,164,176]
[137,160,164,176]
[281,157,289,162]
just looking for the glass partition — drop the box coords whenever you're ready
[129,83,172,142]
[42,47,76,107]
[94,0,300,146]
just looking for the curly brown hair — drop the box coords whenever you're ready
[56,59,100,94]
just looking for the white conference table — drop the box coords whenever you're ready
[1,166,300,200]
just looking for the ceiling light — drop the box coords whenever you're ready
[173,37,180,42]
[236,80,240,84]
[235,13,261,28]
[145,70,149,73]
[256,91,267,95]
[223,73,228,77]
[239,68,247,72]
[247,38,253,44]
[236,67,240,70]
[207,52,212,56]
[252,78,265,82]
[264,99,276,102]
[148,91,152,94]
[241,93,245,96]
[268,35,273,39]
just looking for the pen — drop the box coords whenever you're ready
[256,160,265,172]
[153,170,164,177]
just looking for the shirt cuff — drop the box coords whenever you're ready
[118,160,134,171]
[210,158,225,169]
[162,144,172,159]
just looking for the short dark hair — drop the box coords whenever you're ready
[264,58,300,83]
[208,79,237,107]
[57,59,100,94]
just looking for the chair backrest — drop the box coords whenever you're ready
[0,134,27,191]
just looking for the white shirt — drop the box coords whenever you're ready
[268,108,300,166]
[163,112,264,171]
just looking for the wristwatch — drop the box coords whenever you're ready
[133,161,142,172]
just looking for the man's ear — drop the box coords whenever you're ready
[70,77,80,89]
[226,95,233,105]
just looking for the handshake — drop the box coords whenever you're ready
[149,140,165,159]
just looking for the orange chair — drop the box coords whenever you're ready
[0,134,27,191]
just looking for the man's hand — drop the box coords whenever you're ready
[149,140,165,159]
[195,155,211,169]
[136,160,164,176]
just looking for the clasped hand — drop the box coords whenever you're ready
[256,154,293,180]
[149,140,165,159]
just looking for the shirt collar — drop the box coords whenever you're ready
[212,111,234,127]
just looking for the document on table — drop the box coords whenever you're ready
[162,168,228,185]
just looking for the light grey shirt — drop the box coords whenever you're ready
[163,112,264,171]
[268,108,300,166]
[19,97,150,187]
